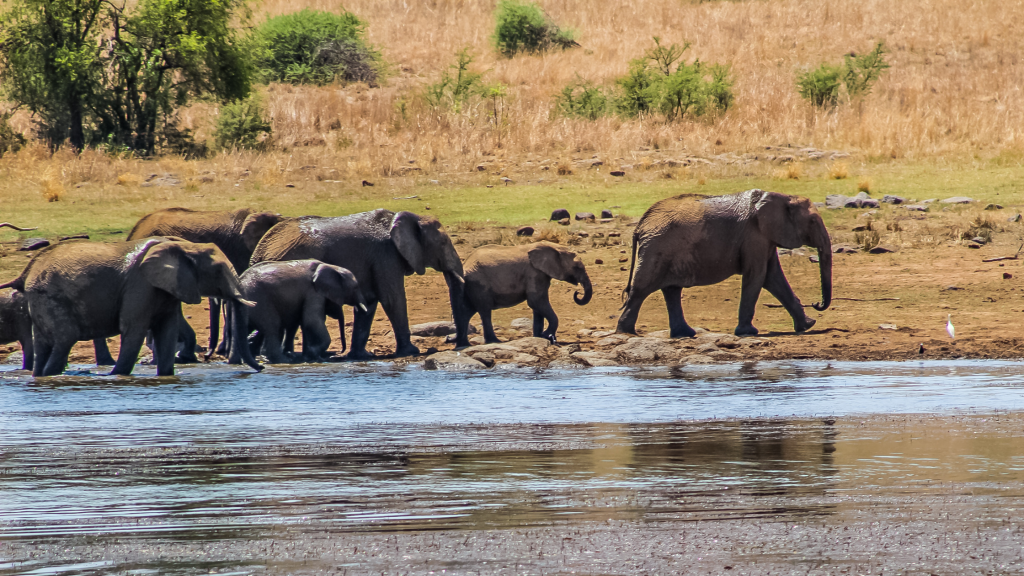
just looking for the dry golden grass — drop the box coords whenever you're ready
[775,162,804,180]
[828,162,849,180]
[857,176,873,193]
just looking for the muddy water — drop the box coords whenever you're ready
[3,361,1024,574]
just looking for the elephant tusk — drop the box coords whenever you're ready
[358,303,368,312]
[237,298,257,308]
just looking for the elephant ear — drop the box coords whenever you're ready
[241,212,284,251]
[390,211,426,275]
[528,244,572,282]
[754,190,804,248]
[139,242,202,304]
[312,264,347,303]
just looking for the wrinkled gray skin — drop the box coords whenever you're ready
[226,260,367,364]
[87,207,284,365]
[0,238,262,377]
[455,242,593,347]
[250,209,465,359]
[0,288,33,371]
[617,189,833,338]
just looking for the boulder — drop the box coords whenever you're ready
[469,351,496,367]
[869,244,898,254]
[423,351,488,370]
[516,226,535,237]
[859,199,880,208]
[575,212,596,221]
[512,353,540,364]
[940,197,974,204]
[601,209,614,219]
[881,195,906,204]
[510,317,533,330]
[985,204,1004,210]
[680,354,715,365]
[462,343,518,360]
[833,243,860,254]
[571,351,619,367]
[595,334,632,347]
[613,337,681,363]
[410,321,476,337]
[506,337,552,355]
[18,238,50,251]
[904,204,929,212]
[550,208,571,221]
[696,342,719,353]
[825,194,849,209]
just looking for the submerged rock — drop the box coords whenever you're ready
[423,351,488,370]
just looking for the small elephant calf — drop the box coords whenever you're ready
[454,242,593,347]
[0,288,32,371]
[230,260,366,364]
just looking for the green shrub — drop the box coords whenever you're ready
[0,113,26,158]
[252,9,379,86]
[493,0,577,58]
[797,63,843,108]
[555,77,608,120]
[425,49,486,111]
[843,42,890,98]
[214,96,273,150]
[615,38,733,119]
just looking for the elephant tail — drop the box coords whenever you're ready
[619,231,640,309]
[0,266,29,291]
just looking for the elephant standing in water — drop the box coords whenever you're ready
[617,189,832,338]
[0,288,32,371]
[101,207,284,364]
[250,209,465,359]
[454,242,593,347]
[0,238,262,376]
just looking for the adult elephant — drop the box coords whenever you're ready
[617,189,832,338]
[0,238,262,376]
[98,207,284,364]
[250,209,465,359]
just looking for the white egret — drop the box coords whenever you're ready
[946,314,955,340]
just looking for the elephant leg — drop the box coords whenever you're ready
[479,309,501,344]
[152,312,180,376]
[345,300,378,360]
[764,252,815,332]
[93,339,116,366]
[111,331,147,376]
[175,309,199,364]
[19,332,33,372]
[42,340,74,377]
[527,292,558,341]
[380,292,419,358]
[736,262,768,337]
[284,325,298,355]
[262,327,293,364]
[301,300,331,361]
[32,338,53,378]
[453,301,474,349]
[616,285,656,335]
[216,304,232,356]
[661,286,696,338]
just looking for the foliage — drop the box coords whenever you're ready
[798,42,890,108]
[555,77,608,120]
[0,0,251,153]
[425,49,486,111]
[214,95,272,150]
[614,59,662,117]
[0,113,27,157]
[251,9,379,86]
[493,0,577,58]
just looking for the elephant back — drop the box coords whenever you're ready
[127,208,259,273]
[250,210,394,268]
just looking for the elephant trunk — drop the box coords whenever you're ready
[444,270,471,347]
[573,271,593,305]
[231,299,263,372]
[810,217,833,312]
[205,298,221,361]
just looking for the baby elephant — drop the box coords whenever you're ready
[0,288,32,371]
[229,260,366,364]
[454,242,593,347]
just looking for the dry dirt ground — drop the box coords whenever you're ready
[3,207,1021,369]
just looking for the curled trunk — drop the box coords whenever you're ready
[573,272,593,305]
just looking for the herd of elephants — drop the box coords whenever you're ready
[0,188,833,377]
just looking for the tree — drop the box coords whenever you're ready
[0,0,251,153]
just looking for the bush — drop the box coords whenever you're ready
[843,42,891,98]
[214,96,273,150]
[555,77,608,120]
[493,0,577,58]
[798,42,890,108]
[425,49,486,111]
[797,63,842,108]
[0,113,26,158]
[252,9,379,86]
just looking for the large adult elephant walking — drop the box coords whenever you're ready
[617,189,832,338]
[250,209,465,359]
[109,207,284,363]
[0,238,262,376]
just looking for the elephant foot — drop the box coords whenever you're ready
[670,325,697,339]
[343,349,377,361]
[393,343,421,358]
[734,324,759,337]
[615,321,638,335]
[175,351,200,364]
[794,317,816,333]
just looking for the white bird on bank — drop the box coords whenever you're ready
[946,314,955,340]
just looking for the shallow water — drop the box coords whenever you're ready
[3,360,1024,574]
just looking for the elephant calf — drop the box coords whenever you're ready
[229,260,367,365]
[454,242,593,347]
[0,288,32,371]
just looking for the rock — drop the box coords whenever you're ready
[591,330,616,338]
[609,171,625,177]
[608,232,621,237]
[851,224,871,232]
[510,317,533,330]
[506,337,552,354]
[516,226,535,237]
[696,342,719,353]
[1010,214,1022,223]
[476,165,487,172]
[859,199,880,208]
[571,351,618,367]
[410,321,476,337]
[696,332,730,342]
[2,351,23,366]
[469,351,496,367]
[361,180,374,187]
[512,353,540,364]
[833,243,860,254]
[708,350,743,360]
[1004,272,1013,280]
[809,255,820,263]
[868,244,897,254]
[556,343,581,357]
[601,209,614,219]
[882,195,906,204]
[739,337,770,347]
[594,258,604,265]
[879,324,897,330]
[715,336,742,349]
[904,204,929,212]
[971,236,988,245]
[558,218,570,226]
[941,197,974,204]
[967,242,982,249]
[945,285,962,291]
[595,334,631,347]
[141,174,182,187]
[463,343,518,359]
[550,208,570,221]
[825,194,849,209]
[921,199,937,204]
[18,238,50,251]
[423,351,487,370]
[613,337,680,363]
[985,204,1004,210]
[646,330,672,339]
[469,336,485,346]
[575,212,596,221]
[680,354,715,365]
[60,234,89,241]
